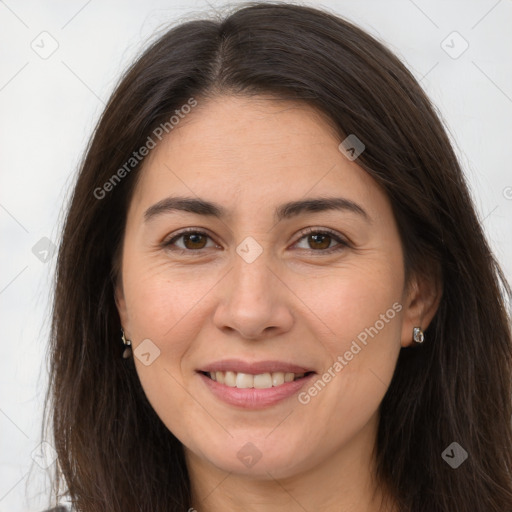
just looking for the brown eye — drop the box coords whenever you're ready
[163,230,216,252]
[307,233,332,250]
[294,229,349,254]
[181,233,208,250]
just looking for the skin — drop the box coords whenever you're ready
[115,95,440,512]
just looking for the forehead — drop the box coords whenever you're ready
[129,94,385,218]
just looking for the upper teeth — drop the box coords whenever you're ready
[208,371,305,388]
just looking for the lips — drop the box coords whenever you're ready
[198,358,316,375]
[197,369,317,408]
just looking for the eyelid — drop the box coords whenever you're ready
[162,227,220,250]
[291,226,351,252]
[294,226,350,245]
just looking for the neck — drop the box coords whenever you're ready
[185,412,397,512]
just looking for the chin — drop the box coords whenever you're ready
[191,433,314,480]
[212,452,304,479]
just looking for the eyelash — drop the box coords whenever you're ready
[161,227,350,255]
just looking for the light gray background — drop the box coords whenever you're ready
[1,1,511,510]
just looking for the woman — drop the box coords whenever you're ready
[40,2,512,511]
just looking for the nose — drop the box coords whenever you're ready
[212,249,294,340]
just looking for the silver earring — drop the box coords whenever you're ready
[121,329,132,358]
[413,327,424,344]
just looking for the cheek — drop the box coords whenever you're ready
[295,261,403,408]
[298,259,403,345]
[122,258,212,435]
[122,254,220,346]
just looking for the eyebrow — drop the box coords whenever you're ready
[144,195,370,223]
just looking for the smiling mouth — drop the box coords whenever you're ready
[199,370,316,389]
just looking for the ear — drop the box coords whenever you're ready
[114,276,130,335]
[400,267,442,348]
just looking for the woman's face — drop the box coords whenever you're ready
[116,95,423,480]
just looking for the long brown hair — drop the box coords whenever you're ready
[40,2,512,511]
